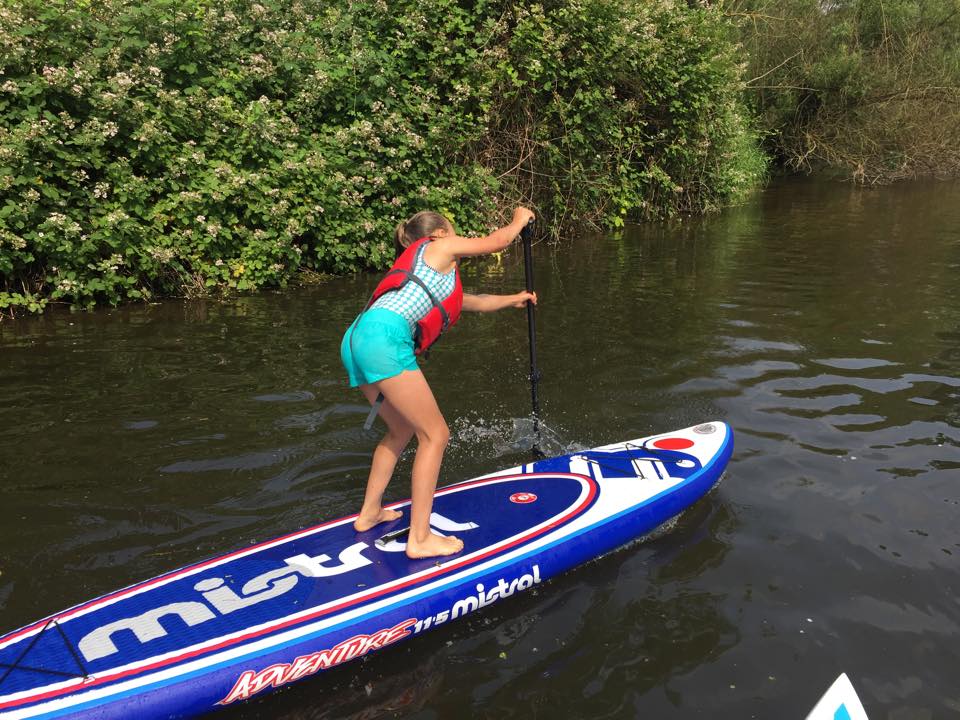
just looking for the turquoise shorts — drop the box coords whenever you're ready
[340,308,419,388]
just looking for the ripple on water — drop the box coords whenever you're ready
[121,420,159,430]
[274,403,362,432]
[252,390,316,403]
[813,357,901,370]
[158,445,305,474]
[715,335,806,356]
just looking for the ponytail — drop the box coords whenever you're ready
[394,219,408,258]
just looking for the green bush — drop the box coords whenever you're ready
[731,0,960,182]
[487,2,767,228]
[0,0,764,315]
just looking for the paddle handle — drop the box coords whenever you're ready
[520,220,541,425]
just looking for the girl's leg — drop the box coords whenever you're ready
[374,369,464,559]
[354,384,414,532]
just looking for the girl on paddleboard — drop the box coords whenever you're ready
[341,207,536,559]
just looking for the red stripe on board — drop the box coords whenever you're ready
[1,473,597,712]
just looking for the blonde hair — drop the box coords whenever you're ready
[394,211,454,255]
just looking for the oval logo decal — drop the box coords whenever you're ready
[510,492,538,504]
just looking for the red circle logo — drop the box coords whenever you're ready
[510,492,538,504]
[652,437,695,450]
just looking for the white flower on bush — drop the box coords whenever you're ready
[93,182,110,199]
[42,66,69,85]
[104,210,129,226]
[1,233,27,250]
[1,80,18,94]
[98,254,123,272]
[110,72,135,92]
[149,246,175,263]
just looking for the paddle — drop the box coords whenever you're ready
[520,218,544,459]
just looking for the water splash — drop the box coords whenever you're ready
[450,413,586,460]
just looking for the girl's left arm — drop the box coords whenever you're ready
[462,291,537,313]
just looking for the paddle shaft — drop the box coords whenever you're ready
[520,220,541,437]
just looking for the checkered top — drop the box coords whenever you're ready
[370,242,456,329]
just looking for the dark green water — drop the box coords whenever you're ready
[1,178,958,719]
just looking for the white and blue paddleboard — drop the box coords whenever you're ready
[805,673,870,720]
[0,421,732,719]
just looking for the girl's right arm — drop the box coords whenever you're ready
[429,207,534,266]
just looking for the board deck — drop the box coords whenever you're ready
[0,421,732,719]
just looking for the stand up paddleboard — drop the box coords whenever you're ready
[805,673,870,720]
[0,421,732,719]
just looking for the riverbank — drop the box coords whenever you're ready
[5,0,958,319]
[0,0,764,317]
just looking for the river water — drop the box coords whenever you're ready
[1,178,958,719]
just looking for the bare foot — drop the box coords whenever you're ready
[353,507,403,532]
[405,532,464,559]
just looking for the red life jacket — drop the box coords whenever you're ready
[367,237,463,355]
